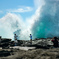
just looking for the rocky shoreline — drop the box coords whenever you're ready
[0,36,59,59]
[0,48,59,59]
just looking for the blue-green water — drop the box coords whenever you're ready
[31,0,59,39]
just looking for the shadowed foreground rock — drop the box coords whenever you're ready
[0,48,59,59]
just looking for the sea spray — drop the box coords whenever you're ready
[0,0,59,40]
[31,0,59,39]
[0,13,31,40]
[0,13,23,40]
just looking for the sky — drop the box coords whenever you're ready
[0,0,35,20]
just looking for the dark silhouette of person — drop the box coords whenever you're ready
[14,34,18,40]
[52,37,58,47]
[0,36,2,43]
[14,34,18,46]
[29,34,32,44]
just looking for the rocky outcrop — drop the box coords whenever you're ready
[0,48,59,59]
[0,36,11,48]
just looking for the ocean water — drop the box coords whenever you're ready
[31,0,59,39]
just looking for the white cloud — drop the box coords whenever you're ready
[7,7,33,13]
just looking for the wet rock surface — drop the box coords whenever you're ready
[0,49,13,57]
[0,48,59,59]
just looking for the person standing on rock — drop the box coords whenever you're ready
[14,34,18,46]
[29,34,32,45]
[0,36,2,43]
[51,37,58,47]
